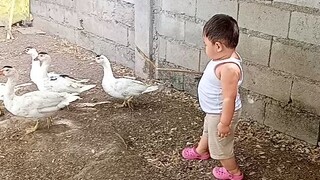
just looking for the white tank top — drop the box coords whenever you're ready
[198,56,243,114]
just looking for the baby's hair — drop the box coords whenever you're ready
[203,14,239,49]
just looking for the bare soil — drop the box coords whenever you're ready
[0,28,319,180]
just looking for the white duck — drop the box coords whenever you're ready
[0,82,32,116]
[25,46,41,84]
[24,47,90,84]
[0,82,32,101]
[95,55,159,108]
[0,66,80,133]
[35,52,96,94]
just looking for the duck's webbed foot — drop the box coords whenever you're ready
[46,117,53,129]
[126,97,134,110]
[114,97,134,109]
[25,120,40,134]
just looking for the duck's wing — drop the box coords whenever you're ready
[0,83,33,101]
[48,72,90,83]
[14,91,78,115]
[114,78,148,96]
[17,91,67,108]
[43,76,95,93]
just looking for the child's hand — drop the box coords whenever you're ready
[217,122,231,138]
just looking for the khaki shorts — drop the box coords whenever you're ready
[202,110,241,160]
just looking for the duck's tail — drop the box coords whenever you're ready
[57,93,81,109]
[65,93,81,103]
[143,85,159,94]
[80,84,96,93]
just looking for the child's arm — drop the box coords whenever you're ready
[217,63,241,137]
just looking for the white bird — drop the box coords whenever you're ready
[95,55,159,108]
[35,52,96,94]
[24,46,41,84]
[0,82,32,116]
[24,47,90,85]
[0,66,80,133]
[0,82,32,101]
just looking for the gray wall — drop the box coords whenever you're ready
[31,0,135,69]
[153,0,320,145]
[30,0,320,145]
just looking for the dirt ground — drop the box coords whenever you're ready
[0,28,319,180]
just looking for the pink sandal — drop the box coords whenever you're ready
[212,167,243,180]
[182,146,210,160]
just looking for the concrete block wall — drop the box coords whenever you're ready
[30,0,320,145]
[153,0,320,145]
[30,0,135,69]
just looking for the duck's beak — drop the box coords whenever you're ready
[34,57,40,61]
[0,70,3,76]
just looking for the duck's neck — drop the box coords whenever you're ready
[4,74,18,101]
[31,60,41,71]
[102,62,115,81]
[31,53,38,60]
[40,61,50,78]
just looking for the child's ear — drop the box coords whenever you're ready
[215,42,223,52]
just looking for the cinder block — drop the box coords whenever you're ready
[157,14,184,40]
[75,31,94,51]
[265,102,320,145]
[122,0,135,4]
[185,21,204,47]
[158,37,167,60]
[239,88,265,124]
[199,49,209,72]
[242,63,292,103]
[57,24,77,44]
[75,0,94,14]
[162,0,196,16]
[239,2,290,38]
[157,68,185,90]
[76,14,99,36]
[92,36,117,59]
[196,0,238,21]
[49,4,65,23]
[128,29,135,49]
[166,41,200,71]
[101,21,128,46]
[114,1,135,27]
[32,15,60,35]
[134,0,152,78]
[291,79,320,116]
[270,41,320,81]
[93,0,114,20]
[30,0,48,17]
[92,37,135,69]
[56,0,75,8]
[290,12,320,45]
[115,46,135,69]
[63,9,79,28]
[184,73,199,96]
[33,16,78,44]
[274,0,320,9]
[170,73,184,90]
[238,33,271,66]
[79,15,128,46]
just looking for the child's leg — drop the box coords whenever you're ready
[182,115,210,160]
[207,111,243,178]
[196,135,209,154]
[220,157,241,175]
